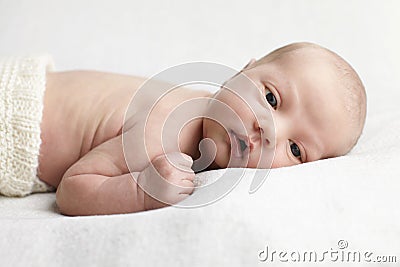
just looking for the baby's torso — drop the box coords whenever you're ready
[38,70,209,188]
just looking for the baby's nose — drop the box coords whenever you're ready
[253,120,274,148]
[256,127,270,146]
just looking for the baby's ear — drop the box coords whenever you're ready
[242,58,257,71]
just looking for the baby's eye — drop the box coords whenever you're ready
[265,88,277,109]
[289,140,301,160]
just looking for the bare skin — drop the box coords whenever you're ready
[41,46,359,216]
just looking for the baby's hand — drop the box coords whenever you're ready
[137,152,195,210]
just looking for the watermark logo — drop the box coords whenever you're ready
[337,239,348,250]
[122,62,276,207]
[258,240,397,263]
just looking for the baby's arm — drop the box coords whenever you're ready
[56,134,195,216]
[56,135,142,216]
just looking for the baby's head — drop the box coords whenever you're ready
[203,42,366,169]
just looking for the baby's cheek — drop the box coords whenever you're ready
[245,148,273,169]
[269,146,293,169]
[214,142,230,168]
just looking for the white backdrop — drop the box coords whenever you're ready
[1,0,399,111]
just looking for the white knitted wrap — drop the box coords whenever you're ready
[0,55,56,197]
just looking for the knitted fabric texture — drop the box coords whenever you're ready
[0,55,56,197]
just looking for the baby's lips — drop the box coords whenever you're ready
[229,130,242,158]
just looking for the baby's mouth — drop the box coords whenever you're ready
[238,138,248,151]
[228,129,249,158]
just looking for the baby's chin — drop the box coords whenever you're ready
[207,146,228,170]
[206,160,222,170]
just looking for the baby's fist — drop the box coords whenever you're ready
[138,152,195,210]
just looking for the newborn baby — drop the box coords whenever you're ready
[0,42,366,216]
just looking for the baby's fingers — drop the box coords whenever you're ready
[164,152,193,173]
[178,179,195,195]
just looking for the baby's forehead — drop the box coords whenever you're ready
[273,48,337,69]
[259,50,341,91]
[258,48,342,80]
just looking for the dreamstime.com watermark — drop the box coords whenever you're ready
[258,240,397,263]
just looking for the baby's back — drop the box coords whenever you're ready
[38,70,209,189]
[38,71,145,187]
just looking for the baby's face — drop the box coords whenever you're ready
[203,50,353,169]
